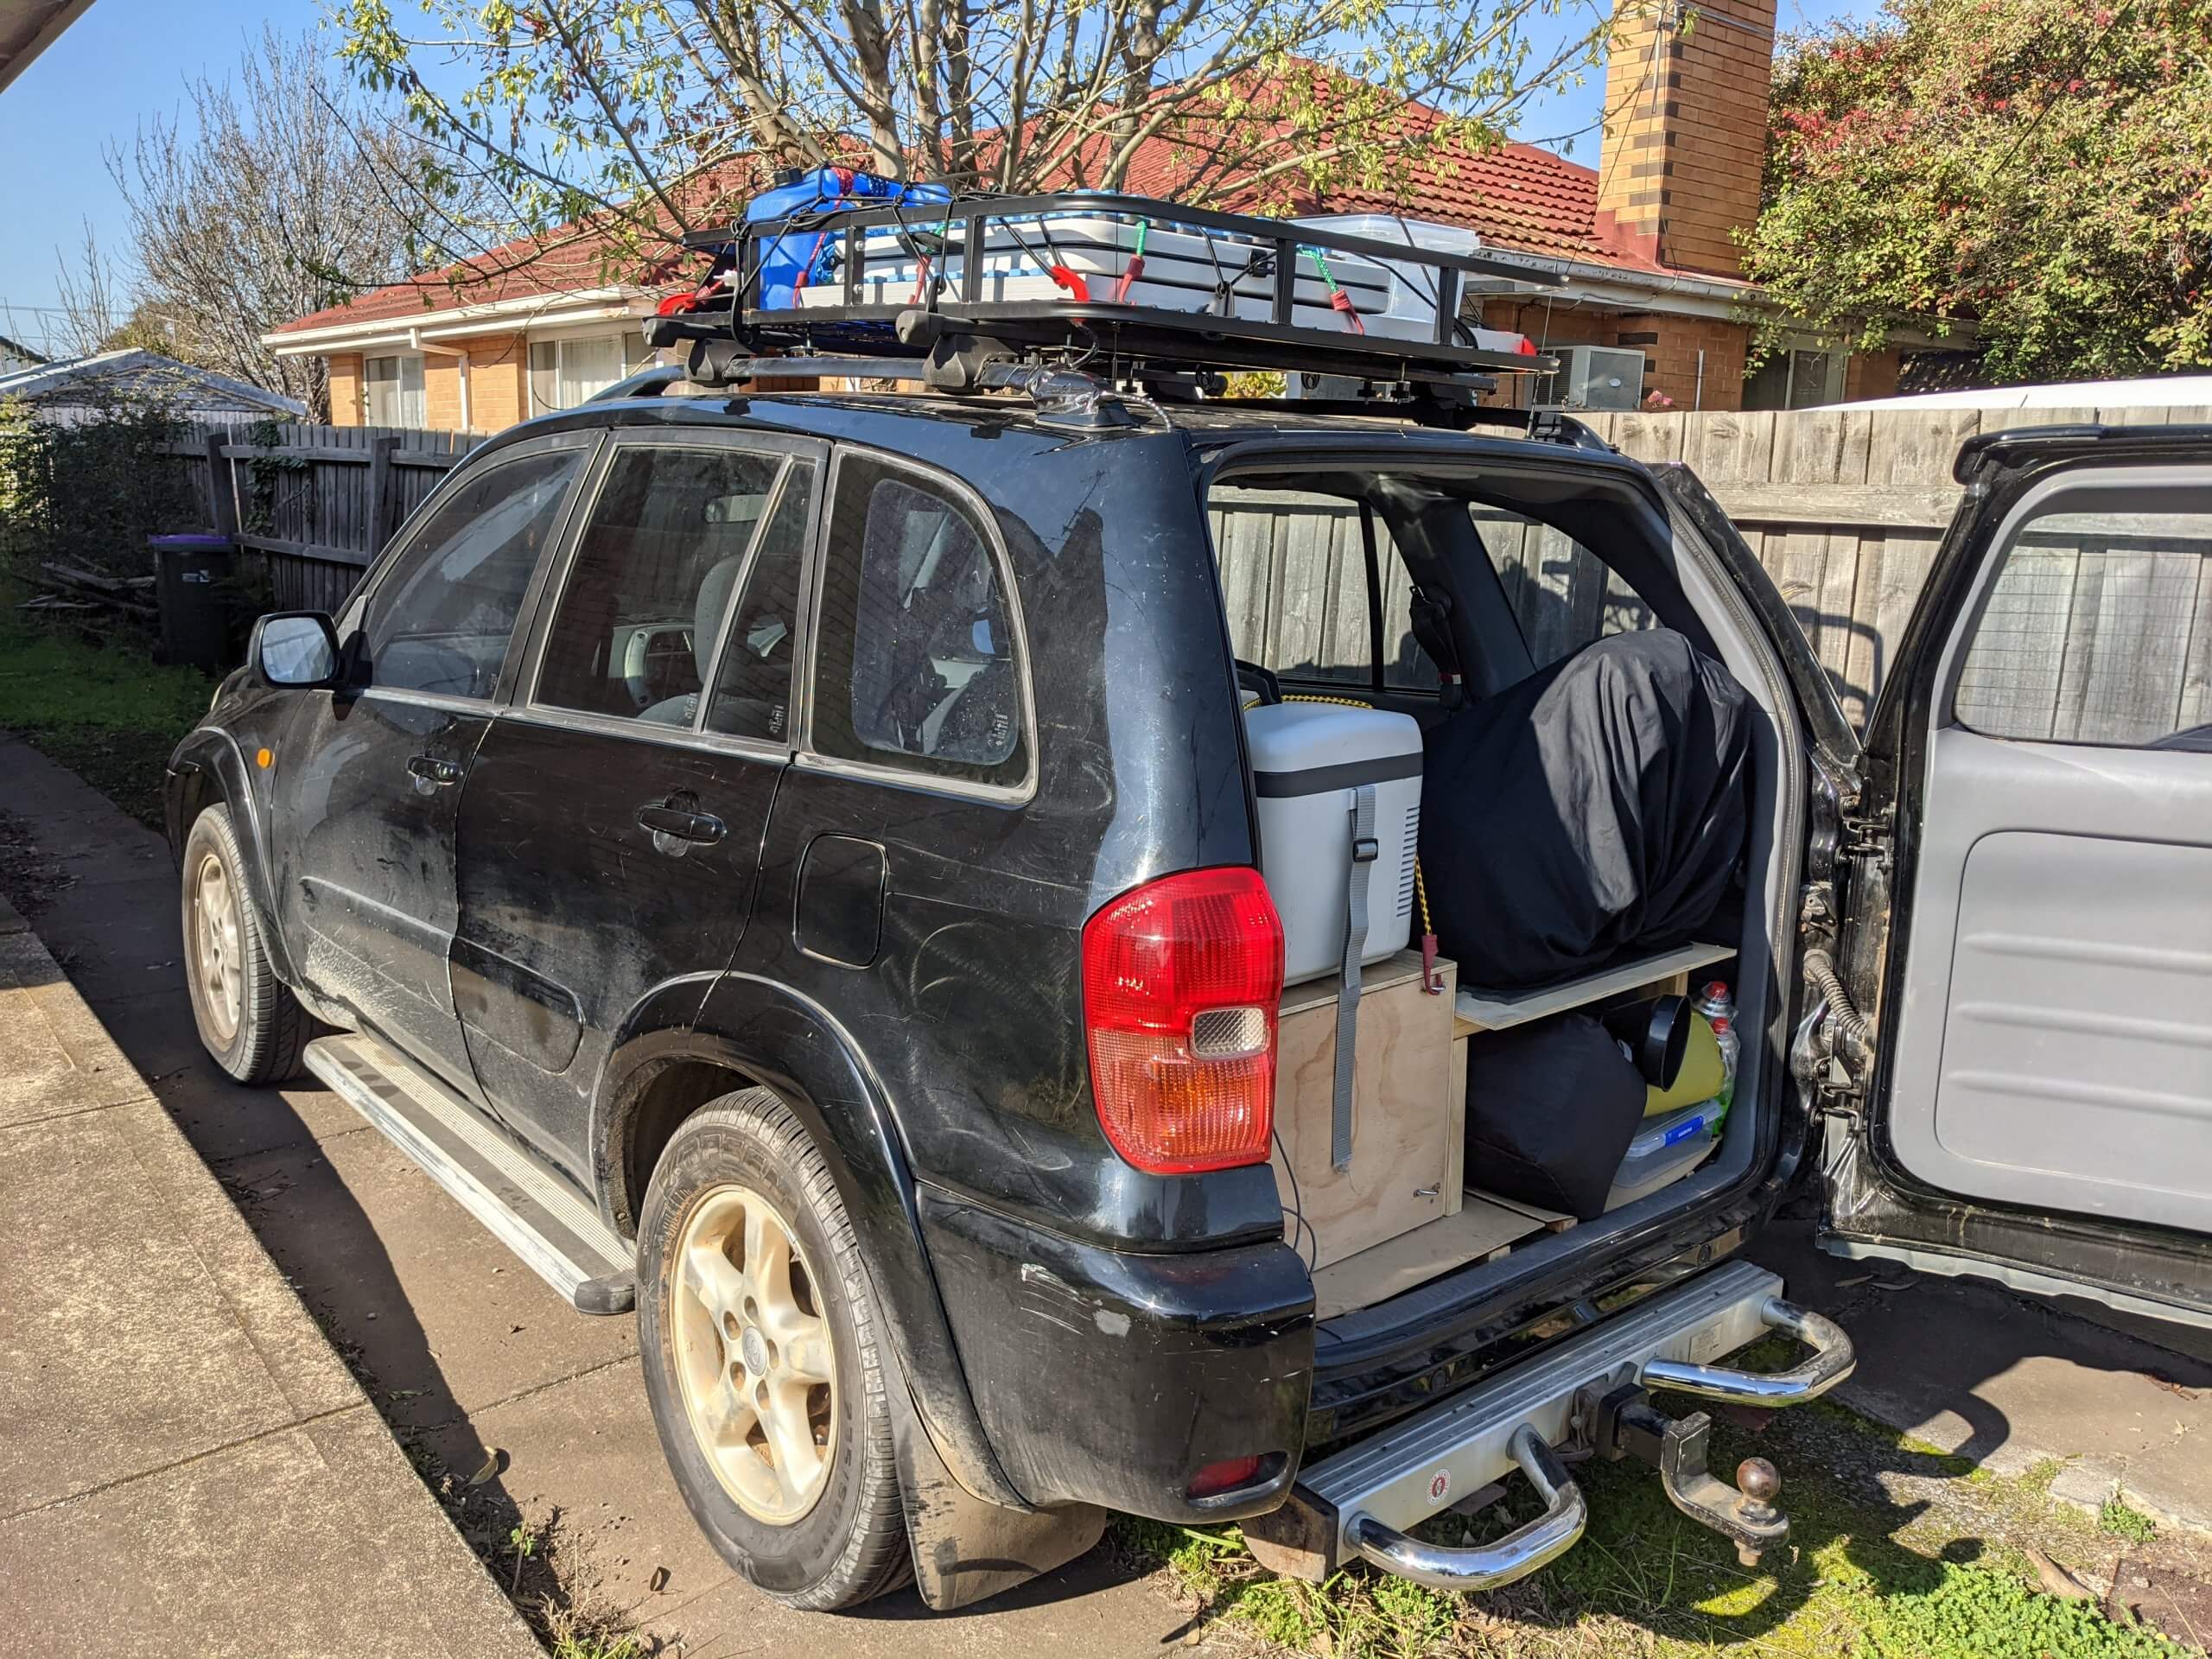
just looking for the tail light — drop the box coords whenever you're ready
[1081,868,1284,1174]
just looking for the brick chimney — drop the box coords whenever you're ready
[1593,0,1778,276]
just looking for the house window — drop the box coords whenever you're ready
[364,354,426,428]
[528,333,657,412]
[1744,343,1847,410]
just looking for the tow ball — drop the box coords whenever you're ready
[1578,1378,1789,1567]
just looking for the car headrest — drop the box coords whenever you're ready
[694,553,746,679]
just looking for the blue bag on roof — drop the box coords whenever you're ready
[743,168,952,308]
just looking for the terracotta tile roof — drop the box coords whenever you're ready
[273,168,755,336]
[273,237,647,334]
[1123,134,1652,271]
[276,119,1691,336]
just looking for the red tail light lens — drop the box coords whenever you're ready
[1187,1454,1268,1500]
[1516,334,1539,356]
[1081,868,1284,1174]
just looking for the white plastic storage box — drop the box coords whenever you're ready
[797,213,1415,339]
[1243,702,1422,985]
[1292,214,1534,354]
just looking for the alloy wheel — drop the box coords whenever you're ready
[192,849,243,1044]
[670,1184,839,1525]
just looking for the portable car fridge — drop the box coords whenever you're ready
[1243,702,1422,986]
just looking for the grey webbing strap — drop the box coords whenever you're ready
[1332,784,1379,1172]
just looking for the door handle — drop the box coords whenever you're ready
[637,804,727,855]
[407,754,463,791]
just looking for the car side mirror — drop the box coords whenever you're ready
[252,612,341,688]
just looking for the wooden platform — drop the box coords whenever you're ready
[1453,940,1734,1034]
[1308,1187,1569,1319]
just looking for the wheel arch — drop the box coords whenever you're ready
[593,970,1031,1515]
[168,728,301,986]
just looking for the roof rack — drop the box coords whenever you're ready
[647,190,1561,394]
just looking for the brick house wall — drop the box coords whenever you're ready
[1618,312,1748,410]
[463,334,531,429]
[423,354,465,431]
[319,331,541,434]
[1845,351,1901,401]
[327,353,363,426]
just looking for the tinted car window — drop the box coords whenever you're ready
[1469,505,1652,671]
[1954,504,2212,749]
[535,445,784,724]
[810,455,1026,787]
[363,449,582,699]
[706,459,815,742]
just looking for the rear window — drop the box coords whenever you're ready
[1469,505,1654,669]
[1207,479,1654,694]
[1209,485,1378,689]
[808,454,1029,790]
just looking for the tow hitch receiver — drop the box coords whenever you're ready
[1245,1261,1852,1592]
[1583,1380,1788,1566]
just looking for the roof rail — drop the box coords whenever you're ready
[648,189,1560,393]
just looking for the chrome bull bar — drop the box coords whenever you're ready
[1246,1261,1854,1592]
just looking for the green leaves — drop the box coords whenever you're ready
[1744,0,2212,382]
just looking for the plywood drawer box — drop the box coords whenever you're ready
[1270,950,1462,1270]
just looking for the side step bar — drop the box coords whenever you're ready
[303,1033,636,1314]
[1247,1260,1852,1590]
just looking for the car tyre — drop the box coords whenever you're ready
[637,1088,912,1610]
[181,803,314,1084]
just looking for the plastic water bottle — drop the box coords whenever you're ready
[1710,1014,1739,1116]
[1693,979,1736,1027]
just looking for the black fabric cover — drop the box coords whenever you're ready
[1421,630,1751,989]
[1463,1014,1647,1220]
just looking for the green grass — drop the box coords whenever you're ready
[0,591,213,828]
[2101,1497,2159,1546]
[1114,1395,2190,1659]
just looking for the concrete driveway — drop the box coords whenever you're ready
[6,731,2212,1655]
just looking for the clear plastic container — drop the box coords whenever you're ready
[1605,1100,1723,1211]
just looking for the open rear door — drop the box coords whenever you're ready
[1819,424,2212,1330]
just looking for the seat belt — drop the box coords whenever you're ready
[1332,784,1379,1172]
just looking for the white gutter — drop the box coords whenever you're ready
[1468,248,1967,349]
[262,284,647,356]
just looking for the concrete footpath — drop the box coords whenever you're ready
[0,880,541,1657]
[0,736,1192,1659]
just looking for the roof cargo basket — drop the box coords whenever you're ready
[648,190,1562,394]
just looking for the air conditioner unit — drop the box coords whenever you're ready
[1554,345,1647,410]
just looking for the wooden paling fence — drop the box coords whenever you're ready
[166,422,477,613]
[1583,403,2212,729]
[158,403,2212,735]
[1217,401,2212,730]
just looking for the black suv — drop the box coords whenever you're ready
[168,210,2212,1613]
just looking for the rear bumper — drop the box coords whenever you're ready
[1249,1259,1853,1587]
[918,1186,1315,1519]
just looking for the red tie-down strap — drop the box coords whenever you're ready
[791,228,834,293]
[1112,218,1150,303]
[1305,247,1366,334]
[658,268,729,316]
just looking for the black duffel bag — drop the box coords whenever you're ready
[1463,1012,1646,1221]
[1421,629,1751,990]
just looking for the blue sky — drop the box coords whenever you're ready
[0,0,1877,353]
